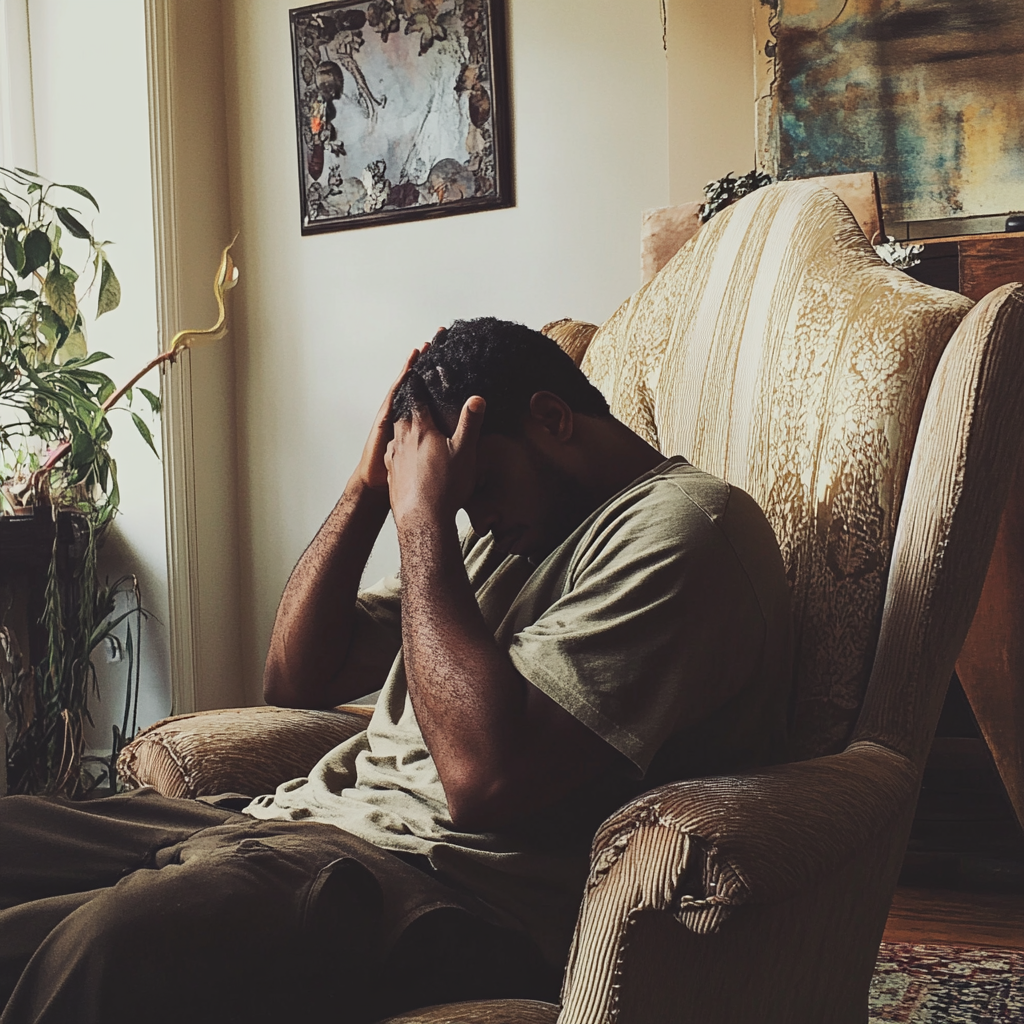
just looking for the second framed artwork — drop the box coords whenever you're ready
[289,0,513,234]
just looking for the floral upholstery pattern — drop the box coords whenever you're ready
[581,183,973,757]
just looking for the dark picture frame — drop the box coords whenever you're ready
[289,0,513,234]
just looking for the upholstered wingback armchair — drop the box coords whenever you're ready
[120,182,1024,1024]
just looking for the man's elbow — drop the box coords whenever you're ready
[263,677,299,708]
[263,661,337,710]
[445,777,516,833]
[263,671,302,708]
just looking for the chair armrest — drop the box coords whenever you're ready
[116,704,373,799]
[556,742,918,1024]
[588,740,917,927]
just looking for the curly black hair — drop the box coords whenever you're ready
[390,317,610,436]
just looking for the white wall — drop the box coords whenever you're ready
[223,0,670,698]
[666,0,756,204]
[28,0,170,745]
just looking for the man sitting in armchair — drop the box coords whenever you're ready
[0,318,791,1023]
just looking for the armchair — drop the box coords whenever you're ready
[119,182,1024,1023]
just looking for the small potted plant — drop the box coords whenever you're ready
[0,166,236,796]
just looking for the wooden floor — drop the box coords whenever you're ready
[884,887,1024,949]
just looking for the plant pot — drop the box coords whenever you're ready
[0,508,90,795]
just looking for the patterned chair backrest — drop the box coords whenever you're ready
[580,182,973,759]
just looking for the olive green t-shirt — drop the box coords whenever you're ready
[245,457,792,964]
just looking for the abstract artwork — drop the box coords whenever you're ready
[755,0,1024,226]
[289,0,512,233]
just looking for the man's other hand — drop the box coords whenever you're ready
[352,345,429,496]
[386,396,486,528]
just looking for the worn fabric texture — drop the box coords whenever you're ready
[581,181,973,759]
[0,789,556,1024]
[245,458,791,967]
[116,705,373,798]
[854,283,1024,762]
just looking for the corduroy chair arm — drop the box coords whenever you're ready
[585,741,917,928]
[116,704,373,799]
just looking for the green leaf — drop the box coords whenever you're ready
[22,229,51,275]
[65,369,110,387]
[131,411,159,456]
[60,328,88,362]
[66,350,111,367]
[0,195,24,228]
[96,258,120,317]
[98,379,116,404]
[139,387,162,415]
[15,167,40,177]
[55,207,91,240]
[69,434,96,476]
[4,233,25,274]
[47,222,62,253]
[43,267,78,327]
[38,304,68,346]
[56,183,99,210]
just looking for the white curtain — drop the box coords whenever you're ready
[0,0,36,170]
[0,0,33,794]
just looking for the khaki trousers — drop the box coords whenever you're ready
[0,789,555,1024]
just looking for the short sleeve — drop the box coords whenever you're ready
[506,482,767,775]
[342,575,403,698]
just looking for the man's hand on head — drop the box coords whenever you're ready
[352,344,430,499]
[386,396,486,531]
[263,342,435,710]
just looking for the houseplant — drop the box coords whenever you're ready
[0,165,237,796]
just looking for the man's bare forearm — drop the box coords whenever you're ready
[398,514,530,829]
[386,396,623,831]
[263,478,391,708]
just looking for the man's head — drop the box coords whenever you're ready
[389,318,614,559]
[390,317,610,436]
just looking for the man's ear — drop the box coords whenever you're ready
[528,392,574,442]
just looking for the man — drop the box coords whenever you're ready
[0,318,791,1023]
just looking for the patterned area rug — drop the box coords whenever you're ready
[870,942,1024,1023]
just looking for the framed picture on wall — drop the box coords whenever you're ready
[289,0,513,234]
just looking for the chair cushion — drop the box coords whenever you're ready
[582,181,973,757]
[116,705,372,798]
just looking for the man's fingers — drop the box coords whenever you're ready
[451,396,485,452]
[389,349,420,395]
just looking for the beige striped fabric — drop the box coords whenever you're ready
[855,283,1024,762]
[582,182,973,758]
[116,705,373,798]
[557,741,917,1024]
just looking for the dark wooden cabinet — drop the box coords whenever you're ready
[907,230,1024,302]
